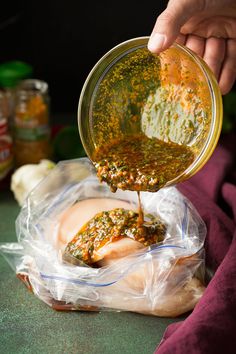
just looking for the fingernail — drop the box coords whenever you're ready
[148,33,166,52]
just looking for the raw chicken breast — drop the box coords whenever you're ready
[99,253,205,317]
[58,198,136,248]
[57,198,204,317]
[99,275,204,317]
[59,198,165,265]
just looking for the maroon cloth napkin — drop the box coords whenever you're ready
[155,133,236,354]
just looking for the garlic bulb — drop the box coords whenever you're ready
[11,160,55,206]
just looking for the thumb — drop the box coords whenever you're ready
[148,0,204,53]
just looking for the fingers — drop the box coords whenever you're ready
[176,33,187,46]
[185,36,236,94]
[148,0,203,53]
[219,39,236,95]
[185,34,205,58]
[203,37,226,81]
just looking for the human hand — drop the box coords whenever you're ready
[148,0,236,94]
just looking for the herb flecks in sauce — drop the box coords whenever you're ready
[64,208,166,266]
[93,133,194,192]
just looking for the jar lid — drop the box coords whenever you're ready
[16,79,48,95]
[0,61,33,88]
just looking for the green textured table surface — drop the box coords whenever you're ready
[0,190,181,354]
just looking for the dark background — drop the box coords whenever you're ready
[0,0,166,120]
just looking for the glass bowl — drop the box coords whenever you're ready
[78,37,222,187]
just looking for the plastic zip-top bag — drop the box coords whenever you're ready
[0,158,206,317]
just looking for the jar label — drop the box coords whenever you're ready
[0,135,13,181]
[15,125,50,141]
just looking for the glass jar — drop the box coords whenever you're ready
[78,37,222,187]
[0,61,33,131]
[14,79,51,166]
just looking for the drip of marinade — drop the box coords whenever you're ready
[93,133,194,228]
[64,133,194,265]
[137,191,144,227]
